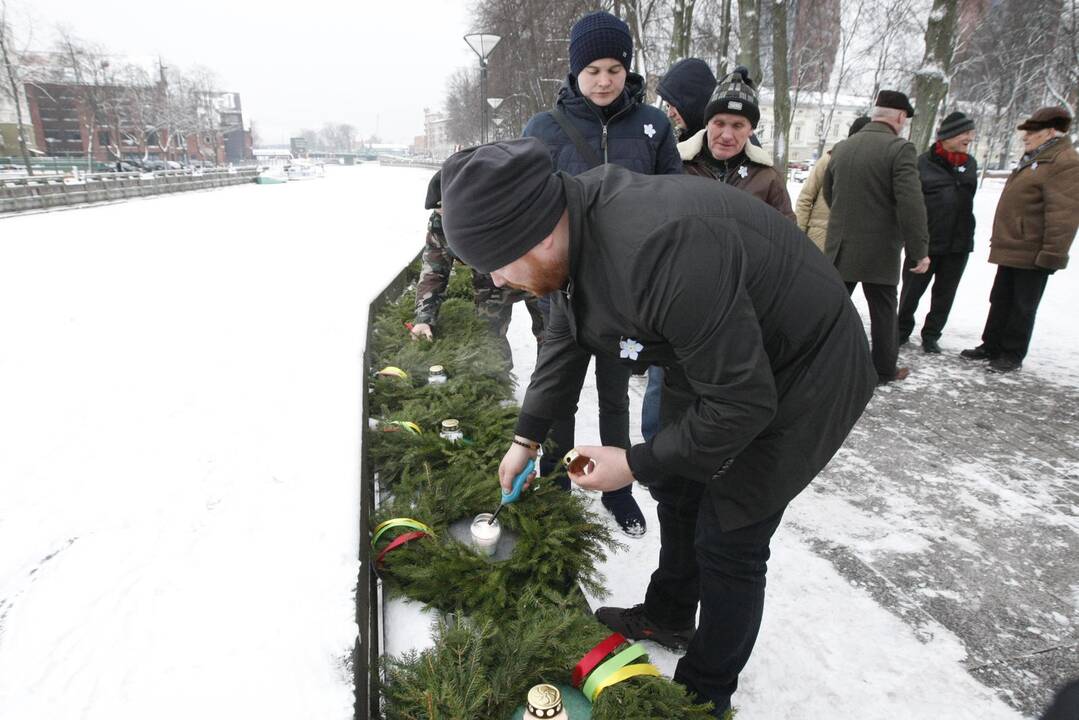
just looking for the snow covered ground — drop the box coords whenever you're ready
[0,165,431,719]
[2,167,1074,719]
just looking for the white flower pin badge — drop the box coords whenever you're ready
[958,166,966,173]
[643,123,656,139]
[738,165,749,178]
[619,337,644,361]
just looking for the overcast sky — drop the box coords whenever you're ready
[19,0,479,145]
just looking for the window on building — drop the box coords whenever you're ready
[147,131,159,146]
[794,125,802,141]
[99,130,111,146]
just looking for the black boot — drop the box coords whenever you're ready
[594,603,695,651]
[960,344,996,360]
[922,338,942,354]
[601,490,647,537]
[988,356,1022,373]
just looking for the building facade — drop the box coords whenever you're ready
[0,83,39,157]
[757,90,870,163]
[25,78,252,164]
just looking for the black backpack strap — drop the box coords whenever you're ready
[549,108,603,169]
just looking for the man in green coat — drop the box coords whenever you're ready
[823,90,931,385]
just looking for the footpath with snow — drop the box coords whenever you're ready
[1,166,1075,719]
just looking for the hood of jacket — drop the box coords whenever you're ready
[656,58,715,138]
[678,128,773,166]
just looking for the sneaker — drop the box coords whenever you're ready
[601,492,647,537]
[988,356,1021,373]
[922,338,942,354]
[878,367,910,385]
[594,603,695,651]
[960,345,996,361]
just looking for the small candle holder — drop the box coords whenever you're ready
[525,683,568,719]
[427,365,448,385]
[564,449,595,475]
[470,513,501,557]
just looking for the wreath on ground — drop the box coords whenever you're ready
[368,265,722,718]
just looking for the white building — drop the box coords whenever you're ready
[757,90,871,163]
[421,108,453,161]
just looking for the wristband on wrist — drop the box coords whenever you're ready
[511,437,540,451]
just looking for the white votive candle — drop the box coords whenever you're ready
[470,513,501,557]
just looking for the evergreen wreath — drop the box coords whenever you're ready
[368,265,723,718]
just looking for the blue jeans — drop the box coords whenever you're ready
[641,366,664,441]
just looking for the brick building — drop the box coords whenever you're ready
[25,76,252,165]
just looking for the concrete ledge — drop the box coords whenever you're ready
[0,168,258,214]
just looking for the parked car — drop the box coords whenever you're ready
[788,161,812,183]
[165,160,183,170]
[141,160,168,171]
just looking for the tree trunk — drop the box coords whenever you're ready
[772,0,791,175]
[717,0,733,78]
[909,0,960,153]
[682,0,695,59]
[736,0,761,84]
[670,0,685,66]
[0,15,32,176]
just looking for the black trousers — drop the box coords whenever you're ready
[898,252,969,341]
[537,297,632,498]
[981,265,1050,362]
[846,282,899,381]
[643,477,784,717]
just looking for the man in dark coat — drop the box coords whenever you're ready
[678,66,796,222]
[440,138,876,717]
[897,111,978,354]
[824,90,931,384]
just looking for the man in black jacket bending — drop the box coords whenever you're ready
[440,138,876,717]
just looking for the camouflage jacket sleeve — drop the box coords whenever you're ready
[414,211,454,326]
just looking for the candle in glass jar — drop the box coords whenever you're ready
[470,513,501,557]
[427,365,448,385]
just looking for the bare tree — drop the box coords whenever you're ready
[814,0,869,158]
[952,0,1061,174]
[444,67,482,145]
[0,0,33,174]
[668,0,696,64]
[54,29,119,169]
[861,0,921,106]
[771,0,792,174]
[909,0,961,153]
[1045,0,1077,121]
[735,0,761,85]
[716,0,733,78]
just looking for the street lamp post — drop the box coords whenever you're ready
[464,33,501,143]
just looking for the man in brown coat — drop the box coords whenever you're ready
[677,66,795,221]
[961,106,1079,373]
[823,90,931,384]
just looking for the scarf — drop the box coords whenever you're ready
[933,141,968,168]
[1020,136,1062,167]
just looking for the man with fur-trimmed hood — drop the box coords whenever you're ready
[679,66,795,222]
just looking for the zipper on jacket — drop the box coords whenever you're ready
[587,100,633,166]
